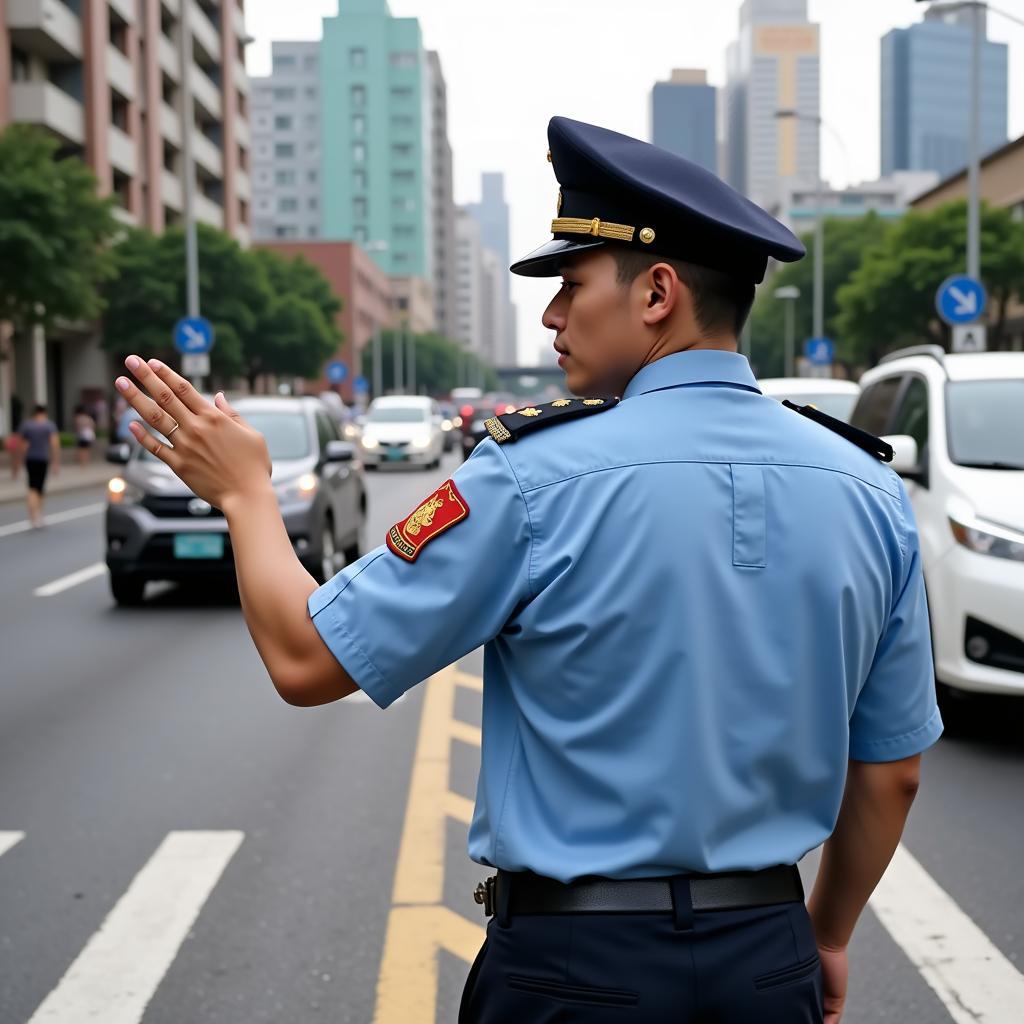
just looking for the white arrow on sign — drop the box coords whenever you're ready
[183,325,204,349]
[948,286,978,317]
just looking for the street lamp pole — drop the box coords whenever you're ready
[774,286,801,377]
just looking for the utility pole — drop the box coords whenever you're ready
[372,324,382,398]
[393,323,404,394]
[407,326,416,394]
[775,286,800,377]
[178,0,201,389]
[967,1,982,280]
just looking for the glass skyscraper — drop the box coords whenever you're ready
[650,70,717,175]
[881,10,1008,179]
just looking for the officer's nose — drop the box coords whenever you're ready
[542,292,567,334]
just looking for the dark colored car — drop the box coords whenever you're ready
[104,396,367,606]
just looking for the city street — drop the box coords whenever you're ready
[1,452,1023,1024]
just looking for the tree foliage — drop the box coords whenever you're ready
[360,330,498,397]
[0,124,119,330]
[835,201,1024,363]
[102,226,342,385]
[747,212,892,377]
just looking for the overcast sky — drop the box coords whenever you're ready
[245,0,1024,364]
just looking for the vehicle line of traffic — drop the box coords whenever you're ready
[33,562,107,597]
[0,502,105,539]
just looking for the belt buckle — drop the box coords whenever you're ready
[473,875,496,917]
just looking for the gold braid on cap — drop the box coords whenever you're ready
[551,217,635,242]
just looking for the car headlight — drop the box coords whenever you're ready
[343,423,361,441]
[361,435,379,450]
[275,472,319,504]
[412,435,432,449]
[107,477,145,505]
[441,419,453,431]
[949,514,1024,562]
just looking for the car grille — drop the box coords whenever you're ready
[141,495,225,518]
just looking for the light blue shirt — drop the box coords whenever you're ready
[309,350,943,883]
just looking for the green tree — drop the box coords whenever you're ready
[835,201,1024,363]
[747,212,892,377]
[0,124,119,331]
[361,331,498,396]
[247,249,342,388]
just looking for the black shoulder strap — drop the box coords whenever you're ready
[484,397,619,445]
[783,400,894,463]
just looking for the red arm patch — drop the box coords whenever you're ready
[386,478,470,562]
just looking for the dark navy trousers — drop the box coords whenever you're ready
[459,901,824,1023]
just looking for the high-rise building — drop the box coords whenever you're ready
[319,0,430,281]
[0,0,251,431]
[650,69,717,174]
[454,206,483,357]
[425,50,456,343]
[881,9,1008,180]
[251,42,322,241]
[466,173,517,364]
[724,0,820,207]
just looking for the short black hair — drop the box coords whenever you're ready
[610,246,755,337]
[33,403,47,415]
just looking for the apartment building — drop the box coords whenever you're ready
[0,0,252,430]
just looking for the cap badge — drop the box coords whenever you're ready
[640,227,656,244]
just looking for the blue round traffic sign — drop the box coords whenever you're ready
[804,336,834,366]
[353,376,369,394]
[936,275,986,326]
[326,361,348,384]
[173,316,215,354]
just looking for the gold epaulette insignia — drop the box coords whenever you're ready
[483,397,619,445]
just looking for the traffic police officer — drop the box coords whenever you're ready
[115,116,943,1023]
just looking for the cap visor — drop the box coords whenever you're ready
[509,238,607,277]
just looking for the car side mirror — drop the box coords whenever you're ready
[882,434,926,484]
[323,440,356,463]
[106,442,131,465]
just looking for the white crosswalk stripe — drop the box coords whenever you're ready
[0,831,25,857]
[869,843,1024,1024]
[25,830,244,1024]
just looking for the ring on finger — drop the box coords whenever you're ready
[167,422,180,437]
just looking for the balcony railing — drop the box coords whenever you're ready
[7,0,83,62]
[10,80,85,145]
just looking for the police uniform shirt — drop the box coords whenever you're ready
[308,349,943,884]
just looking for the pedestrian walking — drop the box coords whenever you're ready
[18,404,60,528]
[73,404,97,467]
[112,116,942,1024]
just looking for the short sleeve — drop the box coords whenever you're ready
[849,489,944,761]
[307,441,533,709]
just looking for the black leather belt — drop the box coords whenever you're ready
[475,864,802,918]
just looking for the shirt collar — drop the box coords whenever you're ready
[621,349,760,400]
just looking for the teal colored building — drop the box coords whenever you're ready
[320,0,432,281]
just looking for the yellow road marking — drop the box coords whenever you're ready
[373,665,487,1024]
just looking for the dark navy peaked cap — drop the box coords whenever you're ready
[510,117,805,284]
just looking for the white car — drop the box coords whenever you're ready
[851,346,1024,704]
[359,396,445,470]
[758,377,861,422]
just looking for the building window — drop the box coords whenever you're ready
[390,52,417,68]
[392,170,414,184]
[305,114,317,128]
[303,54,317,71]
[352,114,365,136]
[278,197,298,212]
[274,115,293,131]
[275,54,296,70]
[392,143,413,159]
[308,225,319,237]
[275,170,296,185]
[354,225,367,243]
[308,169,319,184]
[353,197,367,219]
[393,225,415,240]
[274,143,295,158]
[353,169,366,190]
[350,47,367,69]
[390,86,413,101]
[308,197,318,210]
[351,84,366,108]
[353,142,365,163]
[305,86,317,99]
[272,87,295,101]
[394,252,409,265]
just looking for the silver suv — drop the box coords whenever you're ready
[105,396,367,606]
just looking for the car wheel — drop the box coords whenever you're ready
[316,518,339,585]
[110,572,146,607]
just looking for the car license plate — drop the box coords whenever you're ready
[174,534,225,559]
[385,447,406,461]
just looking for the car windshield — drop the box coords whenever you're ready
[767,392,858,422]
[946,380,1024,469]
[367,406,428,424]
[138,410,311,462]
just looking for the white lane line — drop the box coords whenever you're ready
[26,830,244,1024]
[0,503,106,539]
[870,843,1024,1023]
[34,562,107,597]
[0,832,25,858]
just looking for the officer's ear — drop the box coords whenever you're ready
[641,263,682,327]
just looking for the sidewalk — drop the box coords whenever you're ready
[0,451,114,506]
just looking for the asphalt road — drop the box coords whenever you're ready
[1,451,1022,1023]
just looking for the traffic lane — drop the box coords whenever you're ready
[0,457,461,1022]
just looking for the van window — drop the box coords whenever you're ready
[850,377,902,436]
